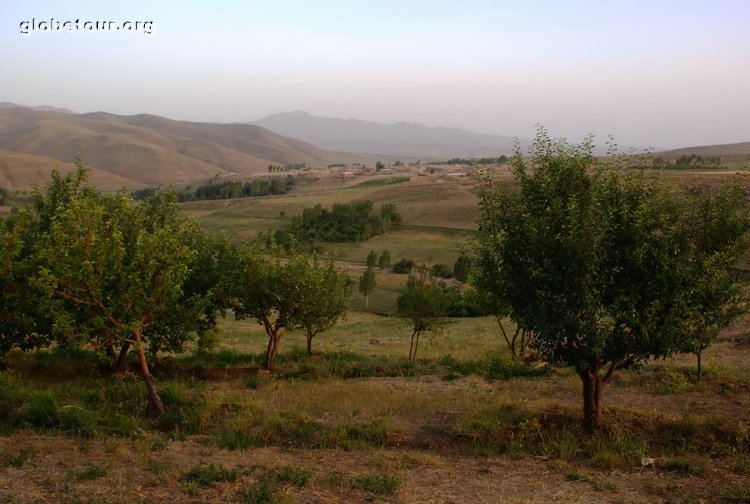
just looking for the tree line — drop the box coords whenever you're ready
[132,176,296,202]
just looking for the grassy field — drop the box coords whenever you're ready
[2,170,750,503]
[1,313,749,503]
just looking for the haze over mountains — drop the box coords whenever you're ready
[0,103,747,191]
[0,105,370,189]
[254,111,521,159]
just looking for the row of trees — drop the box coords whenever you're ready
[0,165,352,414]
[132,176,296,202]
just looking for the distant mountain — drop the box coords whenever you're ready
[0,106,373,189]
[0,101,76,114]
[253,111,521,159]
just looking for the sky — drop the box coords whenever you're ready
[1,0,749,148]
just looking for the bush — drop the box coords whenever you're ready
[392,258,416,274]
[431,263,453,278]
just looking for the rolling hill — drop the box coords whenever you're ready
[655,142,750,164]
[0,106,373,189]
[253,111,521,159]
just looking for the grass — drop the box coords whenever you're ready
[77,463,110,481]
[179,463,238,485]
[1,309,748,503]
[236,480,286,504]
[320,471,401,496]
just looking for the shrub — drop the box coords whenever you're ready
[392,258,416,274]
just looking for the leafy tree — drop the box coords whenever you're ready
[453,254,471,285]
[366,250,378,268]
[358,267,377,307]
[376,161,385,171]
[31,170,196,414]
[143,230,237,365]
[678,185,750,380]
[474,128,747,432]
[378,249,392,273]
[396,270,450,361]
[231,247,295,371]
[0,213,56,355]
[294,258,352,355]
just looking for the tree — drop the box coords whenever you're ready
[453,254,471,286]
[143,230,237,365]
[678,185,750,380]
[358,267,377,307]
[295,258,352,355]
[366,250,378,268]
[231,247,297,371]
[31,169,197,415]
[396,270,449,361]
[378,249,392,274]
[376,161,385,171]
[0,212,56,356]
[474,128,748,432]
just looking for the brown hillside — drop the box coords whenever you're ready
[656,141,750,163]
[0,107,371,189]
[0,150,143,191]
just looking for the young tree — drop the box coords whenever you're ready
[366,250,379,268]
[453,254,471,288]
[678,185,750,380]
[294,258,352,355]
[32,171,196,415]
[358,267,377,307]
[474,128,748,432]
[378,249,392,273]
[396,270,449,361]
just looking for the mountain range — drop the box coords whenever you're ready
[0,103,747,191]
[0,106,370,190]
[253,111,520,159]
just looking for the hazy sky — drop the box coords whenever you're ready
[2,0,749,148]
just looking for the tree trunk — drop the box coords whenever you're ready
[413,331,420,361]
[106,344,116,364]
[696,350,702,382]
[114,342,131,373]
[306,330,313,356]
[133,327,164,415]
[580,368,603,433]
[262,318,284,371]
[365,294,369,308]
[408,330,417,362]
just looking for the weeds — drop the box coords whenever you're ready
[2,448,33,468]
[179,463,238,485]
[272,466,310,487]
[319,471,401,496]
[237,480,286,504]
[77,463,110,481]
